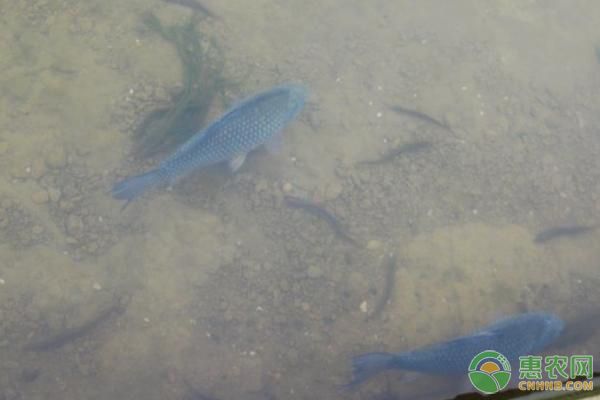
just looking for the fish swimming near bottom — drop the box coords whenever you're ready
[356,141,432,166]
[347,312,564,387]
[284,195,358,245]
[162,0,219,19]
[534,224,597,243]
[112,84,308,204]
[366,252,398,321]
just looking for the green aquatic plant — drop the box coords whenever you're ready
[134,12,233,157]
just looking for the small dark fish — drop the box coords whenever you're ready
[534,225,596,243]
[389,105,450,131]
[367,252,397,321]
[284,195,357,245]
[162,0,219,18]
[357,141,432,165]
[348,312,564,387]
[19,368,41,383]
[24,303,125,352]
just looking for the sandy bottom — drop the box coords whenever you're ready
[0,1,599,399]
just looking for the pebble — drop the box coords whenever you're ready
[45,146,67,168]
[31,190,49,204]
[348,271,368,293]
[360,300,368,313]
[85,242,98,253]
[282,182,293,193]
[60,200,74,211]
[47,188,61,202]
[30,158,46,179]
[358,170,371,182]
[366,240,382,250]
[219,300,229,311]
[324,180,343,200]
[92,282,102,290]
[255,178,269,193]
[66,214,84,235]
[32,225,44,235]
[279,280,290,292]
[10,165,30,179]
[306,265,323,279]
[444,111,459,127]
[166,368,177,384]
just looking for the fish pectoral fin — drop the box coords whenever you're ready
[398,371,423,383]
[229,153,247,172]
[264,134,283,154]
[472,330,495,338]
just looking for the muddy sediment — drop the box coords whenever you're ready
[0,1,599,400]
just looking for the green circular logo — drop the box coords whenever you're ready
[468,350,512,394]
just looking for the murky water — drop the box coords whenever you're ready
[1,1,599,399]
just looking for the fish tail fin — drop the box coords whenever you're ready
[345,352,398,388]
[112,169,165,202]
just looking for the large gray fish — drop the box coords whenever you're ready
[347,312,564,387]
[112,84,308,202]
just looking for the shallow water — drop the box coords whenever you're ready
[1,1,599,399]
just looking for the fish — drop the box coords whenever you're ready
[284,195,358,245]
[357,141,432,165]
[24,302,125,352]
[162,0,219,19]
[366,252,398,321]
[113,84,307,204]
[347,312,564,387]
[389,105,450,131]
[534,225,597,243]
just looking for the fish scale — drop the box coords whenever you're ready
[112,84,307,203]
